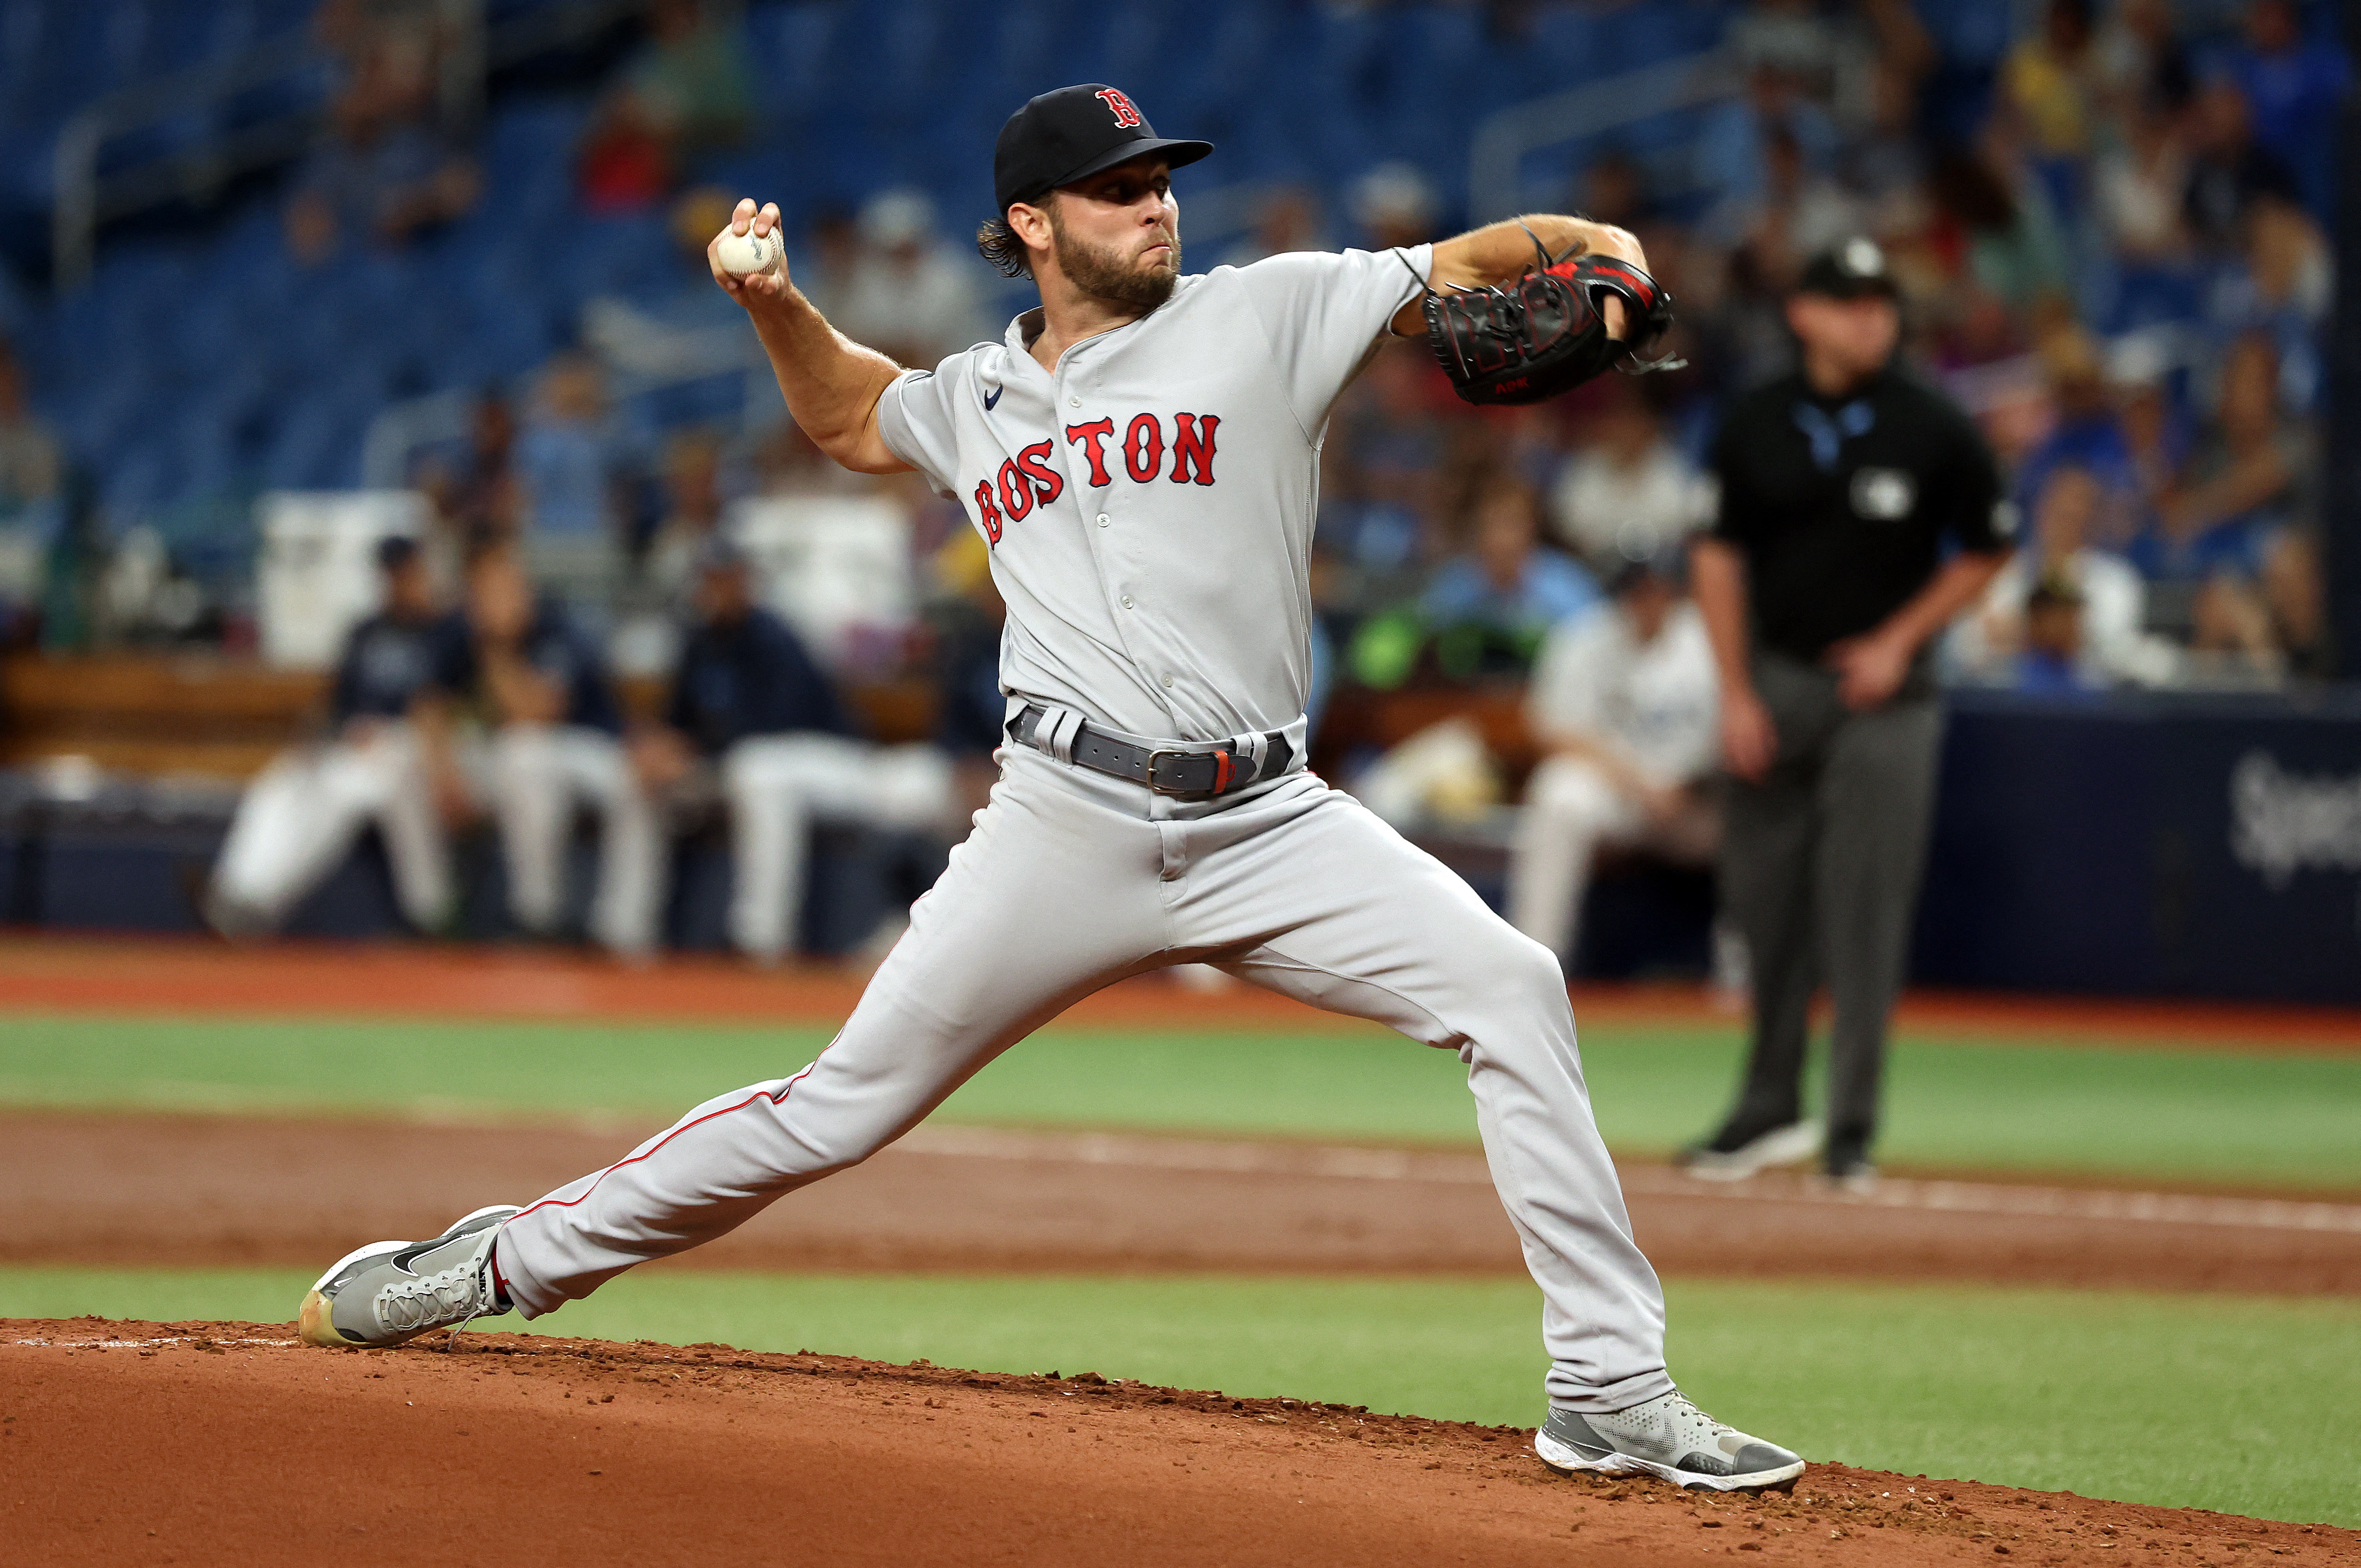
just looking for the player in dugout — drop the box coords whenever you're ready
[626,538,951,965]
[206,535,463,938]
[298,82,1807,1496]
[455,540,665,960]
[1681,238,2013,1190]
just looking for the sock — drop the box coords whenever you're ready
[489,1234,515,1310]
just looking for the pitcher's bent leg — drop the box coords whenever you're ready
[1193,784,1670,1414]
[495,750,1165,1316]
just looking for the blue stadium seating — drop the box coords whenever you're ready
[5,0,1762,568]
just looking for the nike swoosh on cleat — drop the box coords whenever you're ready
[983,385,1002,410]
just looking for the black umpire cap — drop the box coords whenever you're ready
[1796,237,1901,300]
[994,84,1212,215]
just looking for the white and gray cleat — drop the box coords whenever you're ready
[299,1205,521,1349]
[1535,1390,1804,1493]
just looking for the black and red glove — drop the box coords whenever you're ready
[1422,229,1681,407]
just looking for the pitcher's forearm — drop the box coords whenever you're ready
[744,289,908,473]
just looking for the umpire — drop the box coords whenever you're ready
[1684,238,2012,1187]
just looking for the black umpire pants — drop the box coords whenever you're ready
[1717,650,1943,1155]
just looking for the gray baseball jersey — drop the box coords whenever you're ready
[877,246,1432,743]
[491,246,1675,1420]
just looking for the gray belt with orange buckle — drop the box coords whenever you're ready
[1012,704,1299,799]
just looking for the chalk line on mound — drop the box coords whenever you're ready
[12,1335,299,1349]
[900,1125,2361,1234]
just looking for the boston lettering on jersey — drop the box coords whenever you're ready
[970,409,1221,544]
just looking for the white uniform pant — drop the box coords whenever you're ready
[211,724,450,930]
[499,744,1672,1413]
[488,724,662,957]
[720,734,951,962]
[1507,755,1719,965]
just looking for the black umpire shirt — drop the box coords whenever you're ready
[1710,365,2008,662]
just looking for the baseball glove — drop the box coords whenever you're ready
[1422,228,1681,407]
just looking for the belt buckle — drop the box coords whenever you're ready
[1144,747,1193,796]
[1146,747,1233,797]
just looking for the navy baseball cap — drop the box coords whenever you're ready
[994,84,1212,214]
[1797,237,1901,300]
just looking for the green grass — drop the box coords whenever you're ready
[2,1012,2356,1190]
[4,1263,2354,1528]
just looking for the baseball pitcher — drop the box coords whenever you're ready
[298,83,1802,1495]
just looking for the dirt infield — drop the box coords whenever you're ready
[4,933,2358,1051]
[6,1321,2350,1568]
[6,1110,2356,1293]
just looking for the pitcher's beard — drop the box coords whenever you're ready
[1049,217,1180,310]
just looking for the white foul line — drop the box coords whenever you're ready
[900,1125,2361,1235]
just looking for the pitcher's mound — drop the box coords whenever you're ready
[2,1319,2344,1567]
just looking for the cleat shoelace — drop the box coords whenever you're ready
[377,1258,491,1336]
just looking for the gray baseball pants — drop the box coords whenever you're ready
[498,741,1673,1414]
[1716,652,1943,1152]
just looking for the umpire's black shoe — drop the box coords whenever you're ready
[1677,1118,1819,1182]
[1821,1130,1880,1193]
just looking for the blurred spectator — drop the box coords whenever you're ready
[2013,327,2138,550]
[794,203,863,323]
[1951,465,2179,688]
[2013,570,2097,695]
[2207,191,2332,411]
[1317,340,1448,597]
[577,0,753,214]
[1349,162,1441,250]
[2092,0,2195,119]
[2138,335,2321,673]
[417,389,521,545]
[1694,66,1841,216]
[515,354,636,605]
[2180,77,2301,255]
[581,188,764,381]
[1707,118,1867,268]
[0,341,62,634]
[2213,0,2351,221]
[827,190,989,369]
[631,543,952,963]
[207,537,461,936]
[2136,336,2310,593]
[1420,475,1601,668]
[454,543,661,957]
[640,430,730,597]
[1220,186,1330,268]
[286,1,479,263]
[2093,98,2193,267]
[1548,382,1711,570]
[1926,138,2074,318]
[2002,0,2100,167]
[1507,555,1721,971]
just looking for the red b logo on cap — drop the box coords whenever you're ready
[1095,87,1143,129]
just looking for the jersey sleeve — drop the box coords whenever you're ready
[1235,245,1434,438]
[874,366,961,496]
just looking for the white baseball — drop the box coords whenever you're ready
[715,226,781,278]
